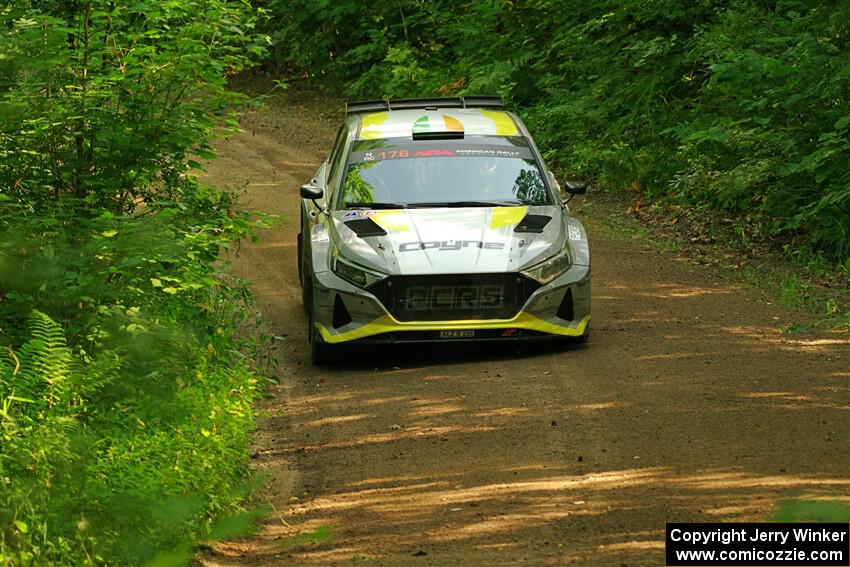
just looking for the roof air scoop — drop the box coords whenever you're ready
[412,131,464,140]
[412,114,464,140]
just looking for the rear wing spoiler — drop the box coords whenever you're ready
[346,96,503,115]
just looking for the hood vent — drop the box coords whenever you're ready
[344,218,387,238]
[514,214,551,233]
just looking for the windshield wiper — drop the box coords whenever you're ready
[345,202,408,209]
[407,200,523,208]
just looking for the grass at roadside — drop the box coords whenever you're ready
[0,192,269,566]
[0,1,272,562]
[574,189,850,338]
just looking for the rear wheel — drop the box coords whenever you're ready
[297,232,303,286]
[301,270,311,314]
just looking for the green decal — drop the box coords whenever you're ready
[412,115,430,134]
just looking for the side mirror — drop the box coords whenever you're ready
[300,184,323,200]
[564,181,588,195]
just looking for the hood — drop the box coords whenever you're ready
[330,206,566,275]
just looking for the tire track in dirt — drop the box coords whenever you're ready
[199,94,850,566]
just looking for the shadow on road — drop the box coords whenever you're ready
[199,99,850,567]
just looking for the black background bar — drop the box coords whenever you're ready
[666,523,849,566]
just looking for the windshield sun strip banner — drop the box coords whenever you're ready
[349,143,535,164]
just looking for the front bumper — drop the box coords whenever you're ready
[310,265,591,345]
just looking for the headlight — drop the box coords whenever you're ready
[521,242,572,284]
[331,252,386,288]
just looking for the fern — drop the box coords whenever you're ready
[11,311,73,408]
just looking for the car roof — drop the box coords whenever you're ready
[352,108,522,141]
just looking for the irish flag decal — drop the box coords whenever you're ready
[412,114,465,135]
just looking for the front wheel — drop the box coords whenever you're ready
[307,295,335,365]
[566,323,590,345]
[310,330,335,366]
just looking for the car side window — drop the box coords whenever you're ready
[326,126,348,186]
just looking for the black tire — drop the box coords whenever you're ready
[299,214,312,313]
[310,329,335,366]
[566,323,591,345]
[302,273,311,314]
[308,302,335,365]
[296,232,303,286]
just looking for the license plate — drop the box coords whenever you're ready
[439,330,475,339]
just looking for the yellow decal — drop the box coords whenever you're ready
[442,115,464,132]
[370,211,409,231]
[480,110,519,136]
[490,206,528,228]
[359,112,389,140]
[319,314,591,344]
[319,315,396,343]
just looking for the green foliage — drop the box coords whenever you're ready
[263,0,850,262]
[0,0,269,564]
[774,500,850,523]
[0,191,265,565]
[344,165,377,204]
[0,0,268,213]
[275,525,333,552]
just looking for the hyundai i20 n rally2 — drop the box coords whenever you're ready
[297,97,590,364]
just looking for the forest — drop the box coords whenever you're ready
[269,0,850,263]
[1,0,848,564]
[0,1,268,564]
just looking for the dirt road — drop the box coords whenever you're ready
[200,94,850,566]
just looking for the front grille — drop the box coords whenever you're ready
[367,273,540,321]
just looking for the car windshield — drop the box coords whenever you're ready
[339,136,552,208]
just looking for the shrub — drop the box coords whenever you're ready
[262,0,850,261]
[0,0,270,563]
